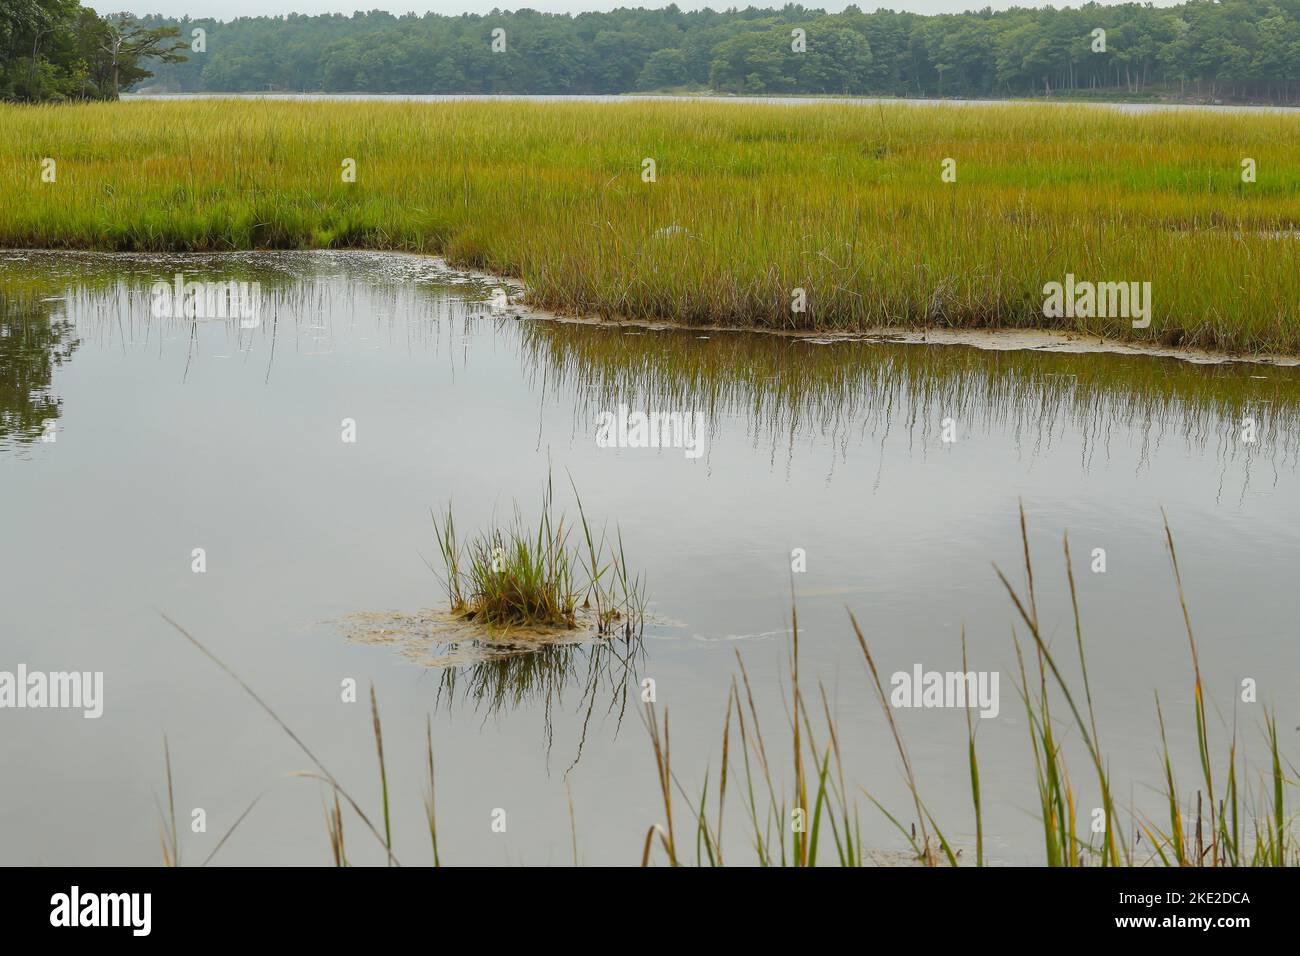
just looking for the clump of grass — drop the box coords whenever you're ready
[432,475,645,634]
[432,488,577,630]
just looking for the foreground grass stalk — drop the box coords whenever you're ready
[848,611,940,866]
[424,717,441,868]
[370,684,393,865]
[961,628,984,868]
[161,613,401,865]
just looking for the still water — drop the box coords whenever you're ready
[123,92,1298,114]
[2,250,1297,865]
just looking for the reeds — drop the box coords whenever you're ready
[640,507,1298,867]
[432,476,645,633]
[2,100,1298,352]
[641,607,879,868]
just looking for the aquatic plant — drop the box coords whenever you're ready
[431,476,645,633]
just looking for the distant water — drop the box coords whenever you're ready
[123,91,1298,114]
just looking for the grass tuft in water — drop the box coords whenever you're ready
[432,475,645,634]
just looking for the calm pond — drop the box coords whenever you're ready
[2,249,1297,865]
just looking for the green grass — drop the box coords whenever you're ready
[432,476,645,633]
[2,99,1299,352]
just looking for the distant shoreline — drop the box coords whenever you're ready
[122,91,1300,115]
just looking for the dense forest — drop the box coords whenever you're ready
[135,1,1300,103]
[7,1,1300,104]
[1,1,186,100]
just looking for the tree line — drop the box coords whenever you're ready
[1,1,186,100]
[8,1,1300,104]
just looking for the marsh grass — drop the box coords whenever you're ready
[432,476,645,634]
[992,506,1296,867]
[644,610,873,868]
[639,508,1298,867]
[3,100,1299,352]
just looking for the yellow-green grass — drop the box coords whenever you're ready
[432,478,645,634]
[2,99,1298,352]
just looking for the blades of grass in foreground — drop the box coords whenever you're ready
[1063,533,1121,866]
[716,691,732,867]
[993,503,1129,866]
[1266,710,1286,867]
[370,684,393,865]
[424,716,441,868]
[961,627,984,867]
[200,793,265,868]
[735,652,781,864]
[790,599,809,867]
[1010,633,1059,865]
[1161,508,1218,862]
[1154,693,1188,866]
[160,612,400,866]
[155,736,179,868]
[324,790,347,867]
[847,609,937,866]
[644,705,678,866]
[817,682,858,867]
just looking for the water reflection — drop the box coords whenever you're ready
[434,633,645,772]
[516,320,1300,496]
[4,249,1300,864]
[10,249,1296,488]
[0,293,80,452]
[341,607,645,772]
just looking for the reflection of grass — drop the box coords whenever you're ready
[643,510,1298,867]
[432,476,645,634]
[3,100,1299,351]
[517,319,1300,471]
[435,630,645,771]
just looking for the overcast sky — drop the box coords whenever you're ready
[87,1,1181,21]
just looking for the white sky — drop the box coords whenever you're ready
[87,1,1183,22]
